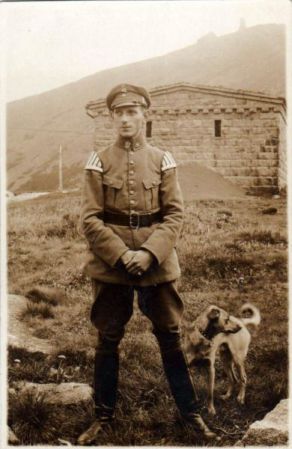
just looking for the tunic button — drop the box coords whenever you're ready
[129,190,134,195]
[130,200,135,205]
[125,141,131,149]
[135,143,140,149]
[129,180,134,185]
[129,170,134,175]
[129,160,134,165]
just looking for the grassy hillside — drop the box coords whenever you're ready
[7,24,285,193]
[8,192,288,445]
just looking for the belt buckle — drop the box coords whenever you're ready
[129,212,139,230]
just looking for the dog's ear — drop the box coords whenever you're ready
[207,307,220,320]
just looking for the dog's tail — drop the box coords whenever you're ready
[239,303,261,327]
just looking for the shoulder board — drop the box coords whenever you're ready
[84,151,103,172]
[161,151,177,172]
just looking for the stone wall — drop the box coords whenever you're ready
[89,86,286,192]
[277,113,287,191]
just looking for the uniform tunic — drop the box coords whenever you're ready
[81,133,184,286]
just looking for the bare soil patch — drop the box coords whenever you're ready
[178,162,246,201]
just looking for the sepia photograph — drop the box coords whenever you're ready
[1,0,290,446]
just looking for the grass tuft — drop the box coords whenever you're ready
[22,301,55,320]
[26,286,67,306]
[9,392,58,445]
[236,230,287,245]
[32,326,55,340]
[205,255,253,279]
[45,213,80,239]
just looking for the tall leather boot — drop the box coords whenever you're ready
[77,335,119,445]
[93,336,119,419]
[155,330,219,441]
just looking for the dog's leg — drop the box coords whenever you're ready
[220,347,237,401]
[206,359,216,415]
[233,358,247,405]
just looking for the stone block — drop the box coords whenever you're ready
[11,382,94,406]
[229,160,249,167]
[215,160,231,167]
[256,167,278,176]
[251,119,266,127]
[259,153,278,161]
[192,120,202,126]
[177,153,190,161]
[160,129,171,135]
[256,176,278,186]
[256,159,278,167]
[227,176,255,187]
[220,167,268,177]
[236,399,288,446]
[227,176,277,188]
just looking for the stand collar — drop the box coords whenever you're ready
[116,131,146,151]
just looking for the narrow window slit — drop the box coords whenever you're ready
[215,120,221,137]
[146,121,152,138]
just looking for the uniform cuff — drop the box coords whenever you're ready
[140,244,162,265]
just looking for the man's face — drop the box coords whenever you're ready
[112,105,146,138]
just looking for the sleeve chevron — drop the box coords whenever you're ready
[84,151,103,172]
[161,151,177,172]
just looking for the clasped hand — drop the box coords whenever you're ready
[120,250,154,276]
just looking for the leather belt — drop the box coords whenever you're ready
[103,211,162,229]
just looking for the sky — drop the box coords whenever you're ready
[2,0,291,102]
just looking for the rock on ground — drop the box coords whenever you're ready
[8,294,53,354]
[8,426,20,445]
[236,399,288,446]
[11,382,93,405]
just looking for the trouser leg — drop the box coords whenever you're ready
[137,282,199,417]
[90,282,134,419]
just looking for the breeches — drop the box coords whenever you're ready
[90,281,184,344]
[90,280,199,418]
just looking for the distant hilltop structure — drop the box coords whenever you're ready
[6,23,285,194]
[239,18,247,30]
[6,191,15,198]
[86,82,286,194]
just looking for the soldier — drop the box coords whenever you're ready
[78,84,219,444]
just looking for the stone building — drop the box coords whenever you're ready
[86,82,286,193]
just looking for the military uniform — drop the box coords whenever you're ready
[81,133,183,285]
[78,84,217,445]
